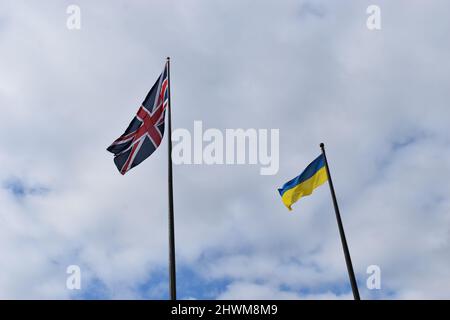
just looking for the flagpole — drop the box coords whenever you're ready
[320,143,360,300]
[166,57,177,300]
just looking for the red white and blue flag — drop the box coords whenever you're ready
[107,63,169,174]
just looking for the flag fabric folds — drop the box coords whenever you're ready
[278,154,328,211]
[107,63,169,175]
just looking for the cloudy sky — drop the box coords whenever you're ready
[0,0,449,299]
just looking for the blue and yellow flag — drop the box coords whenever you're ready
[278,154,328,211]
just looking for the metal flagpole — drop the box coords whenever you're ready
[166,57,177,300]
[320,143,360,300]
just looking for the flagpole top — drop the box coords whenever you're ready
[167,56,170,61]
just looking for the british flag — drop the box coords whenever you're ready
[107,63,169,175]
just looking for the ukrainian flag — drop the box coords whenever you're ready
[278,154,328,211]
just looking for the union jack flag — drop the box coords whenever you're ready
[107,63,169,174]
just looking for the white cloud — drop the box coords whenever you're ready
[217,282,352,300]
[0,0,449,299]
